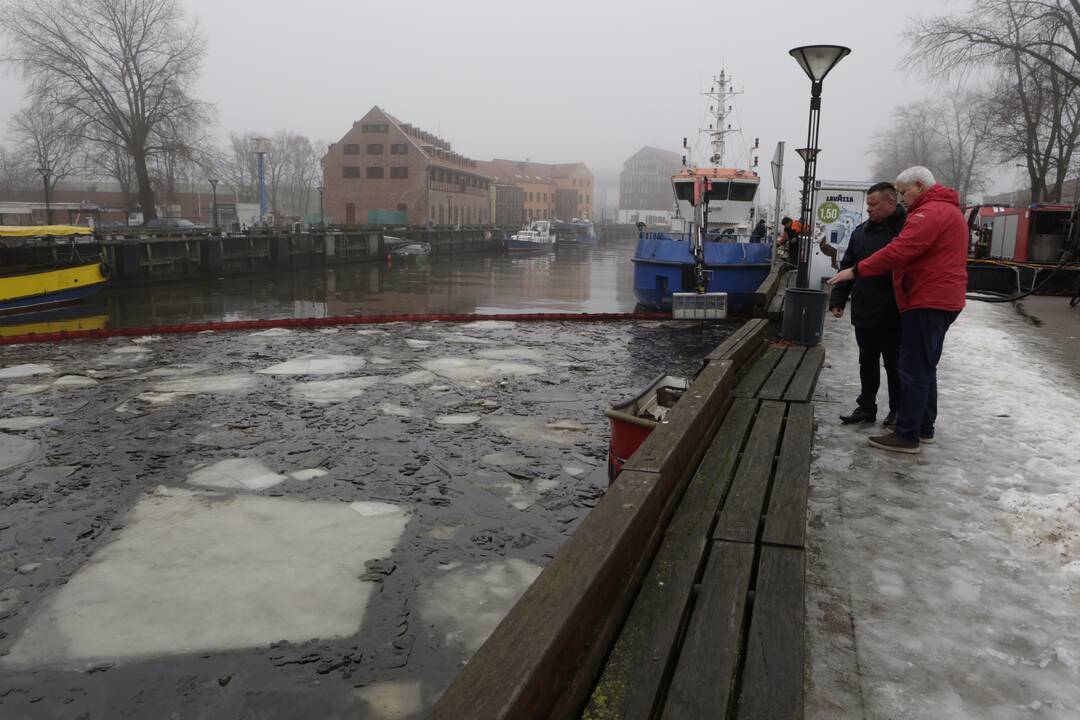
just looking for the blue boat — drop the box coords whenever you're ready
[503,220,555,253]
[631,70,774,317]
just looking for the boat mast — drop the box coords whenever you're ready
[704,70,740,167]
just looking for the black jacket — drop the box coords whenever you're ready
[828,206,907,328]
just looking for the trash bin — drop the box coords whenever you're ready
[782,288,828,346]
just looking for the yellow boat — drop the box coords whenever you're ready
[0,312,108,338]
[0,225,109,314]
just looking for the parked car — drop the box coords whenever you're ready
[142,217,199,231]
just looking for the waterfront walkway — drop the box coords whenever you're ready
[807,299,1080,719]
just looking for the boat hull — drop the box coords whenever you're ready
[0,262,108,314]
[503,238,553,253]
[632,236,771,316]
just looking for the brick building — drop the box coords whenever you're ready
[619,146,683,211]
[479,159,594,223]
[323,107,492,226]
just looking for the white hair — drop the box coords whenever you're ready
[896,166,935,187]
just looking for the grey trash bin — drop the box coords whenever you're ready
[782,288,828,346]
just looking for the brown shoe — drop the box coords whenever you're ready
[868,432,920,454]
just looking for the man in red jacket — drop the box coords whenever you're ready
[827,166,967,453]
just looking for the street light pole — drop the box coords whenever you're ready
[789,45,850,288]
[208,178,219,229]
[317,185,325,225]
[37,166,53,225]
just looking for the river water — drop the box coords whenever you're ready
[0,239,739,719]
[97,240,641,328]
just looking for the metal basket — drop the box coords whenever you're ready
[672,292,728,320]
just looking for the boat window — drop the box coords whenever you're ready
[673,181,696,202]
[707,182,729,201]
[729,182,757,202]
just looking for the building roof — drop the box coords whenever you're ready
[626,146,683,166]
[483,159,592,183]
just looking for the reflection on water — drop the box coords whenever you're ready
[94,240,640,329]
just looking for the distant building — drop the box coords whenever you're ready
[323,106,492,226]
[619,146,683,212]
[490,184,525,226]
[479,159,594,223]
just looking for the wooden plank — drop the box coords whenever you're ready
[752,268,782,318]
[762,402,814,549]
[757,346,807,400]
[732,345,783,399]
[583,398,758,720]
[661,541,756,719]
[736,546,805,720]
[713,401,785,544]
[706,318,769,363]
[783,345,825,403]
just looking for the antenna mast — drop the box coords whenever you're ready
[703,70,741,166]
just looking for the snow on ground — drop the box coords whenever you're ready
[808,301,1080,720]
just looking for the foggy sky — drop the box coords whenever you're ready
[0,0,1014,206]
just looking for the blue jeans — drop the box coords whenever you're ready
[896,309,959,441]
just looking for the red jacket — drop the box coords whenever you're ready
[856,184,968,312]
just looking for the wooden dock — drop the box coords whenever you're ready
[431,317,824,719]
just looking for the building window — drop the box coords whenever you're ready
[361,123,389,133]
[343,144,360,155]
[367,166,384,178]
[390,143,408,155]
[367,144,384,154]
[528,192,534,202]
[343,166,361,178]
[390,166,408,179]
[397,203,407,212]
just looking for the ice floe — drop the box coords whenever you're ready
[485,416,585,446]
[476,347,546,362]
[461,320,515,331]
[390,369,436,386]
[379,403,418,418]
[140,364,211,378]
[3,383,51,397]
[480,451,531,467]
[0,363,54,379]
[354,679,423,720]
[2,488,409,669]
[0,416,57,431]
[404,339,434,349]
[257,354,366,375]
[419,559,541,652]
[292,376,380,404]
[249,328,294,337]
[434,414,481,426]
[152,374,258,394]
[51,375,99,388]
[420,357,543,386]
[187,458,287,491]
[289,468,328,481]
[0,432,41,472]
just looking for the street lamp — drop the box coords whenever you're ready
[208,178,219,229]
[316,185,325,226]
[789,44,850,288]
[37,166,53,225]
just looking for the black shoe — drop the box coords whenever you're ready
[868,432,920,454]
[883,410,897,428]
[840,407,876,424]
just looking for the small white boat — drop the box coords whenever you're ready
[504,220,556,253]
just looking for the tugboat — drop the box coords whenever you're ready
[632,71,772,317]
[553,218,598,249]
[504,219,556,253]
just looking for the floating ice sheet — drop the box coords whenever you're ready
[379,403,418,418]
[476,347,545,362]
[293,376,380,403]
[0,416,57,431]
[289,468,328,481]
[0,363,54,379]
[434,414,481,425]
[0,432,41,472]
[405,339,434,349]
[419,559,541,652]
[257,354,367,376]
[187,458,287,491]
[141,364,211,378]
[390,369,436,386]
[461,321,515,331]
[420,357,543,386]
[484,416,584,446]
[51,375,99,388]
[249,328,294,337]
[152,374,257,394]
[354,680,423,720]
[2,489,409,669]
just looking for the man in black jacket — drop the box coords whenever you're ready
[829,182,907,426]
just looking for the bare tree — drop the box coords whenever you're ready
[219,132,259,204]
[0,0,210,221]
[934,90,996,203]
[0,145,34,193]
[9,100,83,191]
[868,100,944,182]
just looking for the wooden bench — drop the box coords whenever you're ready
[430,326,828,720]
[766,269,797,323]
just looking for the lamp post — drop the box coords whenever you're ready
[208,178,219,229]
[316,185,325,225]
[788,44,850,288]
[37,166,53,225]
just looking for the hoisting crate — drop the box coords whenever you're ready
[672,292,728,320]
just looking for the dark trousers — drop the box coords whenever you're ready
[854,326,901,414]
[895,309,959,441]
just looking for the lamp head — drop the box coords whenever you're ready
[789,45,851,83]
